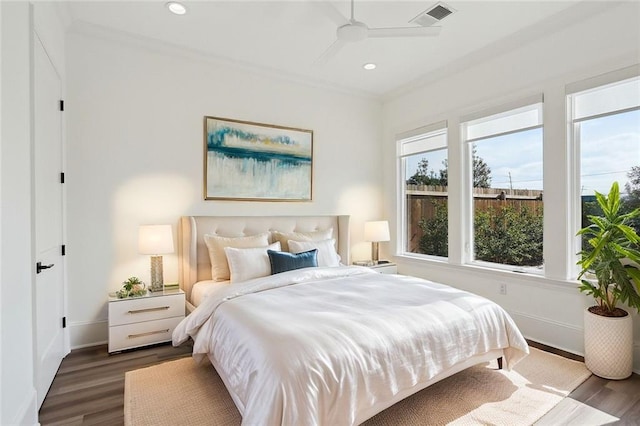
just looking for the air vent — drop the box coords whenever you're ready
[410,2,454,27]
[427,4,452,20]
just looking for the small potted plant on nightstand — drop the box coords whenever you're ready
[116,277,147,299]
[577,181,640,379]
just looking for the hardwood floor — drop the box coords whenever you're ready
[38,342,192,426]
[39,341,639,425]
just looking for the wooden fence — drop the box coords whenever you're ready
[406,185,543,253]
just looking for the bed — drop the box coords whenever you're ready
[173,215,529,425]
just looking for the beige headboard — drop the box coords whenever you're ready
[178,215,350,304]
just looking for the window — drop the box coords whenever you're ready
[462,100,544,271]
[570,76,640,256]
[399,124,448,257]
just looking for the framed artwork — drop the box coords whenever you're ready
[204,116,313,201]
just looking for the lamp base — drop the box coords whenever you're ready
[149,255,164,292]
[371,242,380,264]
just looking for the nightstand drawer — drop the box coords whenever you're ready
[108,293,184,326]
[108,316,182,353]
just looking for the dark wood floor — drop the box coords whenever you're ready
[39,340,639,425]
[38,342,193,425]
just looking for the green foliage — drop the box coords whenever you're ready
[471,145,491,188]
[117,276,146,298]
[408,158,447,186]
[623,166,640,233]
[418,199,448,257]
[474,204,543,266]
[417,199,543,266]
[577,182,640,314]
[407,145,490,188]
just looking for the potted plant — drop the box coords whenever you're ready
[577,181,640,379]
[116,276,147,299]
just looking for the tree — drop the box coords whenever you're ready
[623,166,640,233]
[407,158,444,186]
[472,145,492,188]
[435,145,491,188]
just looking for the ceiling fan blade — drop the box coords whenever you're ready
[367,26,442,38]
[312,0,349,27]
[314,39,346,66]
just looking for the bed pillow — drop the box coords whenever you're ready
[271,228,333,252]
[204,232,270,281]
[224,242,281,283]
[268,249,318,275]
[288,239,340,267]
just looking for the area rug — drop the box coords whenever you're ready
[124,348,590,425]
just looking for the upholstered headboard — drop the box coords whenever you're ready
[178,215,350,304]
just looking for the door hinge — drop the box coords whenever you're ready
[62,317,67,328]
[60,172,65,183]
[61,244,66,256]
[59,100,64,111]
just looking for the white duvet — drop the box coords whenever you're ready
[173,266,529,426]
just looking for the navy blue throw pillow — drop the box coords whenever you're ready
[268,249,318,275]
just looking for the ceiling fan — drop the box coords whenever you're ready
[315,0,442,65]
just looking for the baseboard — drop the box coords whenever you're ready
[69,319,108,349]
[508,309,584,357]
[511,310,640,375]
[8,387,38,426]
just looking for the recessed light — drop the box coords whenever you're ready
[166,1,187,15]
[363,63,377,70]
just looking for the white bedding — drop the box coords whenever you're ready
[191,280,230,307]
[173,266,529,426]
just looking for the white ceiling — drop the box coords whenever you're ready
[62,0,607,99]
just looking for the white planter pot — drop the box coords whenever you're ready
[583,307,633,380]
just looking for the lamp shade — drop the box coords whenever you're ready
[364,221,390,242]
[138,225,174,255]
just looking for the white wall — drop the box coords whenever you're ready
[66,31,384,347]
[383,2,640,372]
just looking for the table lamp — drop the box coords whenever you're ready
[138,224,174,292]
[364,220,390,264]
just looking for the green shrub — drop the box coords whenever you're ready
[418,201,544,267]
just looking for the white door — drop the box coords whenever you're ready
[34,35,65,408]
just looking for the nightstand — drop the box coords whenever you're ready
[108,288,185,353]
[369,262,398,274]
[353,262,398,274]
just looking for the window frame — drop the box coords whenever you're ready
[567,71,640,278]
[461,98,545,273]
[397,121,448,260]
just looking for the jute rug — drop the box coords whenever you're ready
[124,348,590,425]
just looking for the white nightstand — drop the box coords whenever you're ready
[354,262,398,274]
[369,262,397,274]
[108,288,185,353]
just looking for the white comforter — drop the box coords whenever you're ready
[173,266,529,426]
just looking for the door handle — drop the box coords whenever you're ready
[36,262,54,274]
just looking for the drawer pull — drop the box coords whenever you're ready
[128,329,170,339]
[127,306,170,314]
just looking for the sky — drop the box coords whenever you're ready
[406,109,639,195]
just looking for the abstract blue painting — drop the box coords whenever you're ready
[204,116,313,201]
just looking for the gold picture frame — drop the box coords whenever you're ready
[203,116,313,201]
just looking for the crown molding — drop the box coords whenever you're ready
[68,20,382,103]
[383,1,616,103]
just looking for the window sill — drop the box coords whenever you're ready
[394,254,578,294]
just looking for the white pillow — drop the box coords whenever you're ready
[224,242,281,283]
[288,239,340,267]
[203,232,270,281]
[272,228,333,252]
